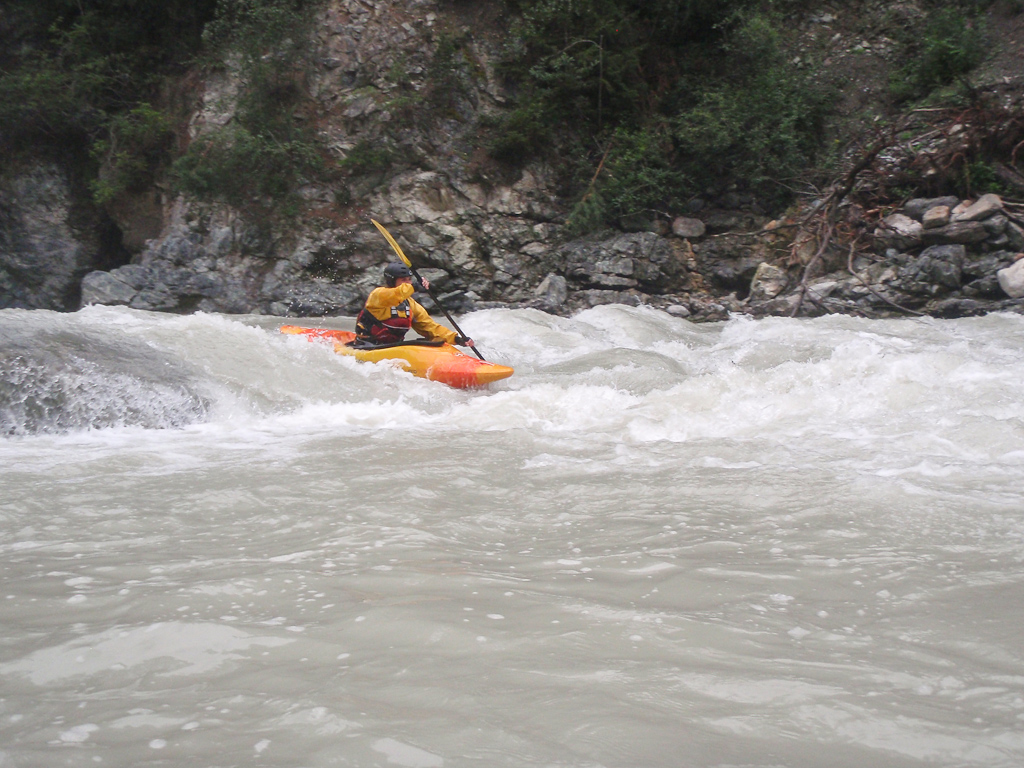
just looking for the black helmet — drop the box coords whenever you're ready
[383,262,413,286]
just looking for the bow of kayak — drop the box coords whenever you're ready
[280,325,514,388]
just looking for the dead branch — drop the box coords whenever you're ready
[579,142,613,206]
[993,162,1024,193]
[787,126,903,317]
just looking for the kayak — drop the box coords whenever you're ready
[280,326,514,388]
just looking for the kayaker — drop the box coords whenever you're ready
[355,262,476,348]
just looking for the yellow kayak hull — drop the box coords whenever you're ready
[280,326,514,388]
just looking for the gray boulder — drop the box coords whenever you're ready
[748,262,788,302]
[558,232,690,293]
[876,213,923,250]
[671,217,706,239]
[921,205,950,229]
[533,273,568,312]
[920,221,988,246]
[903,196,960,221]
[902,244,965,290]
[80,271,137,306]
[952,193,1003,223]
[997,260,1024,298]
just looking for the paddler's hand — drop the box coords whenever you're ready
[415,278,429,292]
[455,336,475,347]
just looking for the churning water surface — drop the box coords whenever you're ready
[1,304,1023,768]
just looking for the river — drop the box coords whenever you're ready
[1,304,1023,767]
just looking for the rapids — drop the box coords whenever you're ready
[1,304,1023,767]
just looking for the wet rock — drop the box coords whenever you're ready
[982,214,1008,237]
[963,251,1015,280]
[207,227,234,256]
[704,211,746,233]
[80,271,136,306]
[806,278,841,299]
[755,294,801,316]
[962,275,1004,299]
[1006,223,1024,251]
[267,280,363,316]
[689,299,730,320]
[585,273,638,289]
[665,304,691,318]
[748,262,788,301]
[1,164,115,311]
[110,264,158,290]
[559,232,689,293]
[951,200,973,217]
[581,289,641,307]
[152,230,205,264]
[698,246,763,294]
[130,288,179,312]
[925,297,990,318]
[533,273,568,312]
[416,268,451,290]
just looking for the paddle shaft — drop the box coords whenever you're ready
[370,219,485,361]
[410,265,486,361]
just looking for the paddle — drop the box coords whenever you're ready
[370,219,486,361]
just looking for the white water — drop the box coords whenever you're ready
[1,304,1023,768]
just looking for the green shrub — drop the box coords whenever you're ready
[0,1,218,155]
[670,15,829,199]
[426,31,477,114]
[891,6,986,101]
[957,159,1014,198]
[0,56,99,150]
[493,2,831,232]
[566,188,608,236]
[598,127,688,222]
[171,0,328,207]
[202,0,313,64]
[338,140,394,175]
[171,127,322,206]
[486,100,552,164]
[89,104,174,204]
[1,0,325,209]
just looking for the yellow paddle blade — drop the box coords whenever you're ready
[370,219,412,267]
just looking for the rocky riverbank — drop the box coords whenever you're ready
[69,189,1024,324]
[742,193,1024,321]
[4,0,1024,324]
[8,161,1024,325]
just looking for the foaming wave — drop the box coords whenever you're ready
[441,308,1024,463]
[0,344,211,436]
[7,303,1024,449]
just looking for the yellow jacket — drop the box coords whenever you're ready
[361,284,459,344]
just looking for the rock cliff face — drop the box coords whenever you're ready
[85,0,585,318]
[1,164,125,311]
[5,0,1024,322]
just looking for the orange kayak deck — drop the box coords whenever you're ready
[280,326,514,389]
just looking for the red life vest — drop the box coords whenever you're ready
[355,299,413,344]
